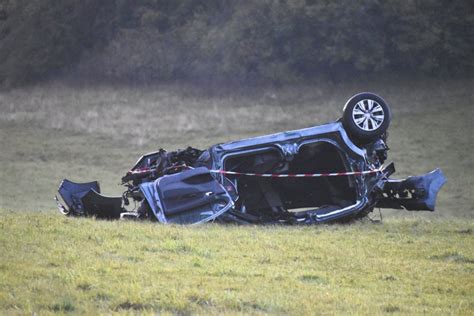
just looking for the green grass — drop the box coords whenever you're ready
[0,76,473,314]
[0,211,472,314]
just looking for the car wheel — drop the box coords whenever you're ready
[342,92,391,141]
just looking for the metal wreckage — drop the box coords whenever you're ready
[56,93,446,225]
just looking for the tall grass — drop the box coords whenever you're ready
[1,76,471,146]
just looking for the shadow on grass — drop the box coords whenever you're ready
[429,252,474,264]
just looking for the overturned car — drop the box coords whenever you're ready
[56,93,446,224]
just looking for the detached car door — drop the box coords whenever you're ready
[139,167,234,224]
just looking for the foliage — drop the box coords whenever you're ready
[0,0,120,85]
[0,0,472,86]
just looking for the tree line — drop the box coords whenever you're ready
[0,0,472,86]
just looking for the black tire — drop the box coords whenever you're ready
[342,92,391,141]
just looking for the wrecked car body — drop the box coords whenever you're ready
[56,92,446,224]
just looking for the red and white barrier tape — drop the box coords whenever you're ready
[208,169,381,177]
[127,166,382,178]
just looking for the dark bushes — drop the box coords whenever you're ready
[0,0,472,86]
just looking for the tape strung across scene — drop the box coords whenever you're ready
[208,169,382,178]
[127,166,382,178]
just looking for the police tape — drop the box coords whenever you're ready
[126,166,382,178]
[208,168,382,177]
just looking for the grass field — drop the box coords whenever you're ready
[0,76,473,314]
[0,211,473,314]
